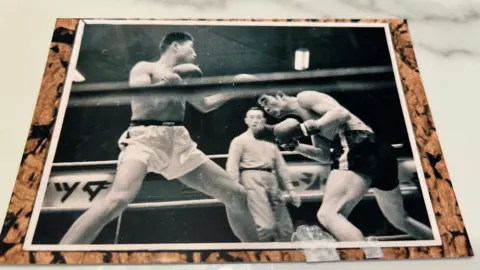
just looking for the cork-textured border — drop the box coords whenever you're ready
[0,18,473,264]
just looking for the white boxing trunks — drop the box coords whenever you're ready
[117,123,207,180]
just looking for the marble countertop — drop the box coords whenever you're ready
[0,0,479,269]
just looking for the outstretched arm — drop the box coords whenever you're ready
[189,92,236,113]
[189,73,259,113]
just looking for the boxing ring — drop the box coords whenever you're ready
[39,66,423,243]
[43,146,416,213]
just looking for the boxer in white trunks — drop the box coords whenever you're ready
[60,32,259,244]
[226,107,301,242]
[256,90,433,241]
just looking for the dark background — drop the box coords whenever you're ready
[33,24,433,245]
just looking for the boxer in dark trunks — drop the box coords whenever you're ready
[257,90,433,241]
[60,32,258,244]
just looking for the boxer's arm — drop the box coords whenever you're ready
[294,143,330,164]
[297,91,351,130]
[189,73,256,113]
[226,137,244,183]
[273,147,295,191]
[129,62,152,87]
[189,93,235,113]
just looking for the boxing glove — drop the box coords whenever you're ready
[161,73,182,85]
[172,64,203,79]
[253,124,276,142]
[273,118,321,143]
[279,138,300,151]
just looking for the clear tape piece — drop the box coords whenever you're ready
[362,236,384,259]
[291,225,340,262]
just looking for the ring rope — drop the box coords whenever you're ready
[51,144,403,168]
[73,66,392,93]
[40,186,419,213]
[68,66,394,107]
[113,213,123,245]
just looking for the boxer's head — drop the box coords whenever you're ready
[159,32,197,64]
[244,107,266,133]
[257,91,294,118]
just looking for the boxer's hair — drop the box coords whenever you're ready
[159,32,194,54]
[246,106,264,116]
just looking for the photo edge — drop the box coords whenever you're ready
[382,24,442,242]
[23,20,87,246]
[25,239,443,252]
[21,19,443,251]
[82,18,390,28]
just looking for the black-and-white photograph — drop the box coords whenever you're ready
[24,20,441,251]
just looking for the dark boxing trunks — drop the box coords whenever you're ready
[330,130,399,191]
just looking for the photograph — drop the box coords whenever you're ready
[23,19,441,251]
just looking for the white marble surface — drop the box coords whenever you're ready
[0,0,479,269]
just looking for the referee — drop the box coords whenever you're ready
[226,107,301,242]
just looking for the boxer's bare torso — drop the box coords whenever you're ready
[294,91,373,154]
[129,61,186,122]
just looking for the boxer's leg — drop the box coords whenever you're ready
[178,159,259,242]
[316,170,371,241]
[60,160,147,244]
[374,186,434,239]
[372,140,434,239]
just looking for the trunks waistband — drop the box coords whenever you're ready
[240,168,273,173]
[130,120,184,127]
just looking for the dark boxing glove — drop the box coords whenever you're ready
[252,124,276,142]
[278,138,299,151]
[273,118,320,143]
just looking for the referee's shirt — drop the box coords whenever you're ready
[226,131,294,191]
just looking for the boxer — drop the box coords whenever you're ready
[60,32,259,244]
[226,107,301,242]
[257,90,433,241]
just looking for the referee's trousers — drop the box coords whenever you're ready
[240,170,294,242]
